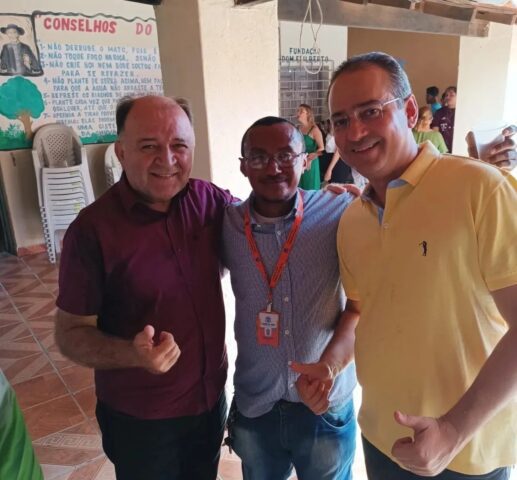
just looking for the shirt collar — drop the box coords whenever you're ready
[360,141,439,206]
[246,189,301,225]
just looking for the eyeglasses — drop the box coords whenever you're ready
[331,97,402,130]
[241,151,305,170]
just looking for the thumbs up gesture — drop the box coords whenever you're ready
[391,410,462,476]
[133,325,181,374]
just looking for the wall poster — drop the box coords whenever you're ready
[0,8,162,151]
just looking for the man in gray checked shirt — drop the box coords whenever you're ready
[222,115,359,480]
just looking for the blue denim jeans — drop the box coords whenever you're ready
[362,436,512,480]
[231,399,356,480]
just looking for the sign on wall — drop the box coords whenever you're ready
[0,9,162,151]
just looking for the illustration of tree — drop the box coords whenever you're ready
[0,76,45,141]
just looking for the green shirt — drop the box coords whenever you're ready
[0,371,43,480]
[412,130,448,154]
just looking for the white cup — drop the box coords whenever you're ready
[467,124,507,161]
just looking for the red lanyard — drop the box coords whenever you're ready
[244,193,304,308]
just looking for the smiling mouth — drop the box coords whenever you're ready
[351,140,380,153]
[151,172,178,179]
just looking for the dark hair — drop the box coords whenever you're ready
[115,94,193,135]
[445,86,457,94]
[426,86,439,97]
[240,116,305,157]
[329,51,412,102]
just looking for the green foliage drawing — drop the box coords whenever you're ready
[0,76,45,143]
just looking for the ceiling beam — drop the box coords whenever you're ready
[278,0,490,36]
[234,0,275,6]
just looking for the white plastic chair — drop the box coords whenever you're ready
[104,143,123,187]
[32,124,94,263]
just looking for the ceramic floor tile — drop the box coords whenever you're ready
[13,371,67,410]
[23,394,85,441]
[0,320,31,342]
[60,365,94,393]
[1,274,50,297]
[0,335,44,359]
[74,386,96,418]
[0,351,55,385]
[34,421,103,468]
[40,463,74,480]
[11,292,56,320]
[67,456,115,480]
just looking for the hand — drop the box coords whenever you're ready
[480,125,516,170]
[133,325,181,374]
[324,183,362,197]
[323,170,332,182]
[23,54,31,69]
[291,361,334,414]
[391,410,462,476]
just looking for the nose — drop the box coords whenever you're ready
[157,147,177,167]
[264,157,281,175]
[346,116,369,142]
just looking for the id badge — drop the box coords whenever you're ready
[256,309,280,347]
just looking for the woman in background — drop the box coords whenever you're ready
[413,105,448,153]
[297,104,324,190]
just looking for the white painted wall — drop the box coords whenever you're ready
[198,0,279,200]
[455,23,516,156]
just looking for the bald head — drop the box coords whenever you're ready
[116,94,193,135]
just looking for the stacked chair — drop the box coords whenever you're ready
[104,143,123,187]
[32,124,94,263]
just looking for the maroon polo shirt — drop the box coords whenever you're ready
[57,175,234,419]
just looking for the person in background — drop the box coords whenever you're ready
[432,86,456,152]
[413,106,448,153]
[328,50,517,480]
[297,104,324,190]
[426,86,441,115]
[322,119,354,185]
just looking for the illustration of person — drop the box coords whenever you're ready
[0,23,42,76]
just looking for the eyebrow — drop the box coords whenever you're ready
[137,137,188,143]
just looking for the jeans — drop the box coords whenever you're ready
[362,436,512,480]
[231,398,356,480]
[96,392,227,480]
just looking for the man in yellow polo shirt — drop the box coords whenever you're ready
[328,51,517,479]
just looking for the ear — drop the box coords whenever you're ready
[114,140,125,166]
[405,95,419,129]
[239,158,248,178]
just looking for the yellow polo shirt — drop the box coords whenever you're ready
[337,141,517,474]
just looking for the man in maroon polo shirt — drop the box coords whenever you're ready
[55,95,234,480]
